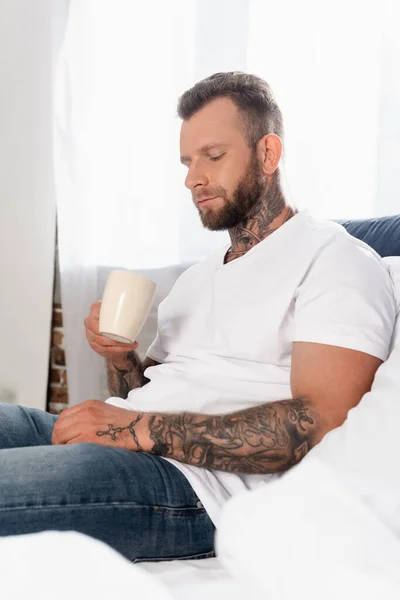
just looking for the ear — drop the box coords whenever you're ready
[256,134,283,176]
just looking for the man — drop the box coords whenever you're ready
[0,72,396,562]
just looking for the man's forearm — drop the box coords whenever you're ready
[96,397,321,474]
[106,351,149,398]
[142,398,319,474]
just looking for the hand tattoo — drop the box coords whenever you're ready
[96,414,144,450]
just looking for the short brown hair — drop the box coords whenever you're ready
[177,71,283,149]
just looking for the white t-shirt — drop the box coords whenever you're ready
[106,210,397,526]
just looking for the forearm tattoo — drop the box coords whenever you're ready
[106,350,149,398]
[147,398,317,474]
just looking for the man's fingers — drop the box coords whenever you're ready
[88,339,108,354]
[66,437,82,445]
[52,413,82,444]
[85,303,102,331]
[86,328,120,348]
[85,314,100,335]
[97,335,128,347]
[85,312,139,357]
[90,301,102,316]
[52,421,67,444]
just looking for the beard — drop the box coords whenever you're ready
[194,152,267,231]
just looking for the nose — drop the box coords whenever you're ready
[185,162,209,191]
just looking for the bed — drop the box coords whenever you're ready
[2,215,400,600]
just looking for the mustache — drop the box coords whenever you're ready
[193,188,226,202]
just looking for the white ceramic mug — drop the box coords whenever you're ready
[99,270,157,344]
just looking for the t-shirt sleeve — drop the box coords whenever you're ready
[146,330,168,363]
[292,240,397,361]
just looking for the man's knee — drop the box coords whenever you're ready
[0,404,57,449]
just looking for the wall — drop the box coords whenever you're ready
[0,1,57,409]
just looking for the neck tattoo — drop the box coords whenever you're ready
[225,175,297,263]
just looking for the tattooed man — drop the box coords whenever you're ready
[1,73,396,562]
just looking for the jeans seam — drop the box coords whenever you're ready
[133,550,216,563]
[0,502,208,512]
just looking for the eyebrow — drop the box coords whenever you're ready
[180,143,228,164]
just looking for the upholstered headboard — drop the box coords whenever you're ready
[337,214,400,257]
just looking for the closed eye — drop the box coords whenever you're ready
[209,153,225,161]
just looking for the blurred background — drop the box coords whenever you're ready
[0,0,399,412]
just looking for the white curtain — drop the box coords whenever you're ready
[54,0,400,405]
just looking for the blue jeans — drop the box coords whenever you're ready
[0,404,215,562]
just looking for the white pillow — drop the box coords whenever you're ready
[218,459,400,600]
[382,257,400,352]
[383,256,400,312]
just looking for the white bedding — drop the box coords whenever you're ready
[138,557,241,600]
[0,530,174,600]
[0,530,241,600]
